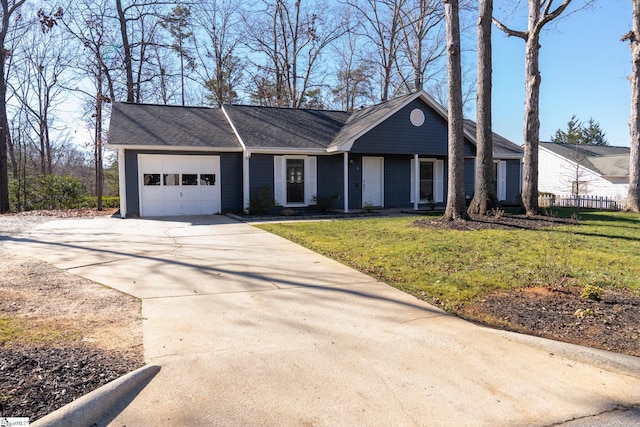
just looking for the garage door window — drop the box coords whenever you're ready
[200,174,215,185]
[144,174,160,185]
[164,174,179,186]
[182,174,198,185]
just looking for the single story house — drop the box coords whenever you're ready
[538,142,629,199]
[108,90,523,217]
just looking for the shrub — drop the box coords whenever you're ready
[580,285,603,301]
[249,185,276,215]
[10,175,87,211]
[82,196,120,209]
[312,194,339,212]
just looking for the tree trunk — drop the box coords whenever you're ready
[468,0,499,215]
[442,0,468,221]
[521,26,541,216]
[627,0,640,212]
[116,0,135,103]
[0,48,9,213]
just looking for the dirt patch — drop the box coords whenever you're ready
[0,209,143,421]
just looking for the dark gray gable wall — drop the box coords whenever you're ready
[350,99,448,155]
[348,99,476,156]
[124,150,243,216]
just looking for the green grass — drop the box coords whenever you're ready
[257,209,640,312]
[0,316,81,345]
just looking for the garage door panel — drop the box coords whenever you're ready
[138,155,221,217]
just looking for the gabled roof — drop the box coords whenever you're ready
[107,93,522,159]
[223,105,350,152]
[328,90,478,152]
[539,142,630,177]
[108,102,241,151]
[463,120,523,159]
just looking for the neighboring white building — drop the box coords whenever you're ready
[538,142,629,199]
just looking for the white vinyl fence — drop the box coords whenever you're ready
[539,194,624,211]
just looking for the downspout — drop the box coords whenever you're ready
[343,152,349,212]
[118,148,127,218]
[243,151,251,212]
[414,154,419,210]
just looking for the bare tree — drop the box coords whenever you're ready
[194,0,244,106]
[0,0,27,213]
[348,0,406,102]
[624,0,640,212]
[493,0,574,216]
[330,18,376,111]
[11,14,69,176]
[442,0,468,221]
[246,0,347,108]
[62,0,117,210]
[160,5,195,106]
[396,0,446,93]
[468,0,498,215]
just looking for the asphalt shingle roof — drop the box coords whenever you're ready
[108,102,240,149]
[540,142,630,177]
[463,120,523,158]
[108,95,522,160]
[329,94,417,150]
[223,105,351,150]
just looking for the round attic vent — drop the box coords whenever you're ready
[410,108,425,127]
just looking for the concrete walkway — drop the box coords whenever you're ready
[5,215,640,426]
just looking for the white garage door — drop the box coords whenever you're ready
[138,154,221,216]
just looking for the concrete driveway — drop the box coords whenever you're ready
[5,215,640,426]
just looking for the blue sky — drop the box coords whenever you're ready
[489,0,632,147]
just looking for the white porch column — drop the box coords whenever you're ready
[343,152,349,213]
[243,151,251,212]
[118,148,127,218]
[413,154,419,210]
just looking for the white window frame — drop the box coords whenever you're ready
[411,158,444,203]
[274,156,317,207]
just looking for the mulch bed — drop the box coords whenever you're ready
[459,285,640,357]
[414,212,579,231]
[0,344,141,420]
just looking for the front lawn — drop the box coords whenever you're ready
[257,209,640,312]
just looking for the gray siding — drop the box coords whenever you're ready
[350,99,447,155]
[350,98,476,158]
[220,153,243,212]
[464,158,476,201]
[505,159,522,205]
[348,155,362,209]
[123,150,243,216]
[384,155,411,208]
[124,150,140,217]
[317,156,344,209]
[248,154,274,199]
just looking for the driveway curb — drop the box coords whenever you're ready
[31,364,160,427]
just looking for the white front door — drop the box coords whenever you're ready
[362,157,384,207]
[138,154,221,216]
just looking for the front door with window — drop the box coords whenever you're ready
[362,157,384,207]
[286,159,305,204]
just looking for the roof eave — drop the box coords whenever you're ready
[107,144,243,152]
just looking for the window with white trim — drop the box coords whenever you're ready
[410,158,444,203]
